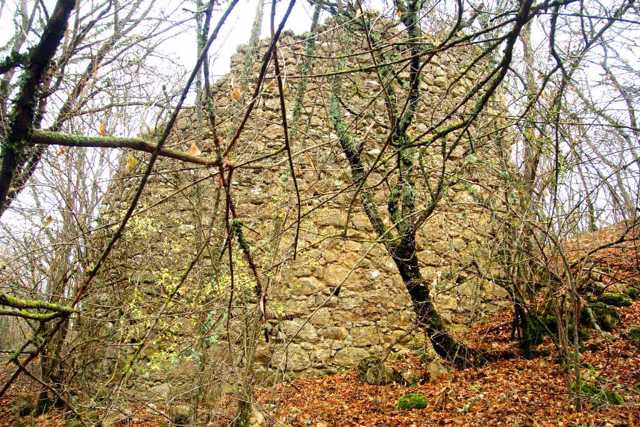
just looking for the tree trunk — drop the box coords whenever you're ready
[36,319,68,414]
[326,9,491,369]
[392,234,479,368]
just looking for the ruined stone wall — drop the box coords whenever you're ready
[92,18,509,380]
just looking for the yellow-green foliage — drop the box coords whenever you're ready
[126,216,159,238]
[157,269,180,294]
[628,326,640,346]
[117,249,259,378]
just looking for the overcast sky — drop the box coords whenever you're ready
[0,0,320,84]
[160,0,321,84]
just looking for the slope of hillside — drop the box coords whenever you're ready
[258,300,640,426]
[2,225,639,426]
[255,226,640,426]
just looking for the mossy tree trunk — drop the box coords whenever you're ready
[325,3,480,368]
[0,0,76,215]
[36,319,68,414]
[391,232,480,367]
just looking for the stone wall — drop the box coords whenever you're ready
[92,18,509,380]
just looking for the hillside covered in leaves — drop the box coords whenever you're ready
[2,226,639,426]
[1,1,640,426]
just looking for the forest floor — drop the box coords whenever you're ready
[1,226,639,426]
[257,227,640,426]
[259,303,640,426]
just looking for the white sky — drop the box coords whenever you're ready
[0,0,319,86]
[159,0,319,85]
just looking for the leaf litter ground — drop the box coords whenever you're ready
[1,227,639,426]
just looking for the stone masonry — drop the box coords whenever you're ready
[92,17,510,379]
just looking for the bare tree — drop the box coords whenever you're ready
[0,0,209,413]
[0,0,638,421]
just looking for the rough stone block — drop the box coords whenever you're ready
[332,347,370,367]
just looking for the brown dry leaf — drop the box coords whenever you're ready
[264,79,276,92]
[231,86,242,102]
[98,121,107,136]
[187,142,202,157]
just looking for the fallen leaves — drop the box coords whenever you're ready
[259,297,640,426]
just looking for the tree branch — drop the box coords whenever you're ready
[29,129,221,167]
[0,292,74,321]
[0,51,27,74]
